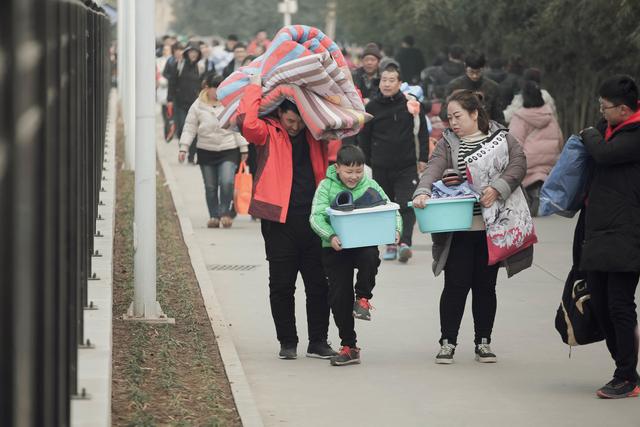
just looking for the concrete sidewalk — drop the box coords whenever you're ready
[157,136,639,426]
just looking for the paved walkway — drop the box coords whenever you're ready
[157,136,639,426]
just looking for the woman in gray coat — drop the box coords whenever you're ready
[412,90,531,365]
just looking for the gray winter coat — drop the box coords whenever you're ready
[413,121,533,277]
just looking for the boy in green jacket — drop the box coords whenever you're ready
[310,145,401,366]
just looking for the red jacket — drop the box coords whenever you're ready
[236,84,328,223]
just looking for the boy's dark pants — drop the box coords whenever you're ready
[322,246,380,347]
[587,271,639,383]
[372,165,417,246]
[261,215,330,347]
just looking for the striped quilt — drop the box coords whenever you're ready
[217,25,371,140]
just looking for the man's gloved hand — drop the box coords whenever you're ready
[579,126,599,141]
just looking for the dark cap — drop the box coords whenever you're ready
[362,42,382,60]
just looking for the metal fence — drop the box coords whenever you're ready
[0,0,111,425]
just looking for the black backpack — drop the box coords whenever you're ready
[555,268,604,346]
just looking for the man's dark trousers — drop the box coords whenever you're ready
[587,271,640,382]
[372,165,417,245]
[322,246,380,347]
[261,214,330,346]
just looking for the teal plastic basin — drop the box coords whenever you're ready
[327,203,399,249]
[410,197,476,233]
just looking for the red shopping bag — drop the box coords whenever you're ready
[234,161,253,215]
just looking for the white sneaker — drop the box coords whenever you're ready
[435,340,456,364]
[475,338,497,363]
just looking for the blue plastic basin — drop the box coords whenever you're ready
[410,197,476,233]
[327,203,399,249]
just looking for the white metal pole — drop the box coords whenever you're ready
[124,0,136,170]
[129,0,171,322]
[117,0,124,98]
[325,0,337,40]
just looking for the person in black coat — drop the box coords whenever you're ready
[579,74,640,399]
[223,43,248,78]
[352,42,382,103]
[167,43,203,163]
[395,35,425,85]
[358,62,428,263]
[446,51,505,125]
[422,44,465,100]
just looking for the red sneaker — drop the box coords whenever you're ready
[330,346,361,366]
[596,378,640,399]
[353,297,373,321]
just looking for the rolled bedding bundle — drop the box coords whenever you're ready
[216,25,372,140]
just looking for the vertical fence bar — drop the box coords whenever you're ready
[68,0,80,395]
[0,0,12,421]
[0,1,110,424]
[57,0,72,420]
[7,0,46,424]
[40,0,60,423]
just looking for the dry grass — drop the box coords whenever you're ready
[111,110,241,427]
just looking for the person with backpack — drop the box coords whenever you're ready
[178,74,248,228]
[579,74,640,399]
[358,62,429,263]
[310,145,401,366]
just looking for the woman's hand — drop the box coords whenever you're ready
[178,150,187,163]
[240,152,249,163]
[480,186,499,207]
[412,194,430,209]
[418,161,428,174]
[330,235,342,251]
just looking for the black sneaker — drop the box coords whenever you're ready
[330,346,361,366]
[475,338,497,363]
[435,339,456,364]
[306,341,337,359]
[597,378,640,399]
[278,344,297,360]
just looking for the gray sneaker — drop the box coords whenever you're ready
[306,341,337,359]
[435,340,456,364]
[330,346,361,366]
[353,298,373,321]
[475,338,497,363]
[278,344,297,360]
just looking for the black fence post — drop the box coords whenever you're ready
[0,0,111,424]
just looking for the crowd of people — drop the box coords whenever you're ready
[153,29,639,399]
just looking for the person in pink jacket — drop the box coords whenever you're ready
[509,80,563,215]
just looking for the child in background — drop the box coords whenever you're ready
[310,145,401,366]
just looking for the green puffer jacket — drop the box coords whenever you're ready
[310,164,402,247]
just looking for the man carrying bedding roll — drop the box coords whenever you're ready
[235,72,337,361]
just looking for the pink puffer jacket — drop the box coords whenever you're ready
[509,104,563,187]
